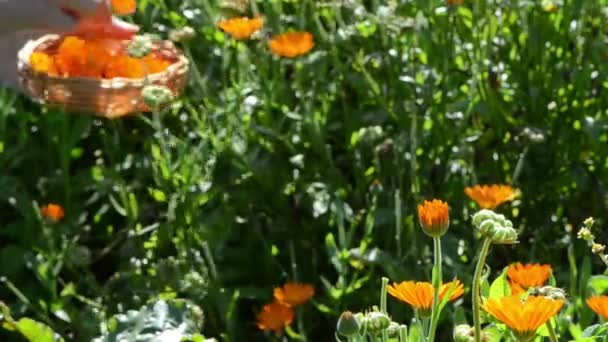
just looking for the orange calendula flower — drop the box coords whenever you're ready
[387,280,464,317]
[482,295,564,341]
[447,0,464,5]
[464,184,517,209]
[40,204,65,222]
[507,263,552,295]
[111,0,137,15]
[268,31,314,58]
[587,295,608,320]
[273,283,314,307]
[217,17,263,40]
[417,199,449,237]
[30,52,58,75]
[256,302,294,332]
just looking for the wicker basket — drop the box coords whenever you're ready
[17,35,189,118]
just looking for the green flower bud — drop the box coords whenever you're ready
[127,34,158,58]
[478,219,496,236]
[472,209,496,227]
[385,322,400,337]
[142,85,174,109]
[337,311,361,337]
[364,311,391,333]
[584,217,595,229]
[577,227,594,241]
[490,226,518,244]
[453,324,475,342]
[592,243,606,254]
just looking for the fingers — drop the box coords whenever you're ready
[71,16,138,39]
[53,0,104,16]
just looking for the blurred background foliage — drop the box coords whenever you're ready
[1,0,608,340]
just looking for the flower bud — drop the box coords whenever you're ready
[490,225,518,244]
[127,34,157,58]
[592,243,606,254]
[584,217,595,229]
[365,311,391,332]
[478,220,496,236]
[385,321,400,337]
[337,311,361,337]
[142,85,174,109]
[417,199,450,237]
[472,209,496,227]
[577,227,594,241]
[453,324,475,342]
[169,26,196,43]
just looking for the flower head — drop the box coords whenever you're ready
[256,302,294,332]
[507,263,552,295]
[111,0,136,15]
[587,295,608,320]
[417,199,449,237]
[482,295,563,341]
[269,31,314,58]
[464,184,517,209]
[273,283,314,307]
[40,204,64,222]
[387,280,464,317]
[217,17,263,40]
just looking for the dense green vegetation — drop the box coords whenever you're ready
[2,0,608,340]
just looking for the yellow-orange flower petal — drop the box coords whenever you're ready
[273,283,314,307]
[111,0,137,15]
[217,17,263,40]
[417,199,449,237]
[387,280,464,316]
[268,31,314,58]
[507,262,552,295]
[464,184,517,209]
[482,295,563,340]
[41,204,65,222]
[30,52,58,75]
[256,302,294,332]
[587,295,608,320]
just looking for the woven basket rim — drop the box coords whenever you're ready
[17,34,189,88]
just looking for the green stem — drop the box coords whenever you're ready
[546,320,558,342]
[427,237,443,342]
[472,238,492,342]
[381,277,389,342]
[414,312,428,342]
[399,325,408,342]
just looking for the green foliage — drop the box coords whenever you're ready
[93,299,206,342]
[2,0,608,340]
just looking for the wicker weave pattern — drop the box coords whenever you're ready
[17,35,189,118]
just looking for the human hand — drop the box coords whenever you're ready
[0,0,139,87]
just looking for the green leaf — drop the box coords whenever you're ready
[92,299,205,342]
[13,318,63,342]
[588,275,608,295]
[488,267,511,299]
[148,188,167,202]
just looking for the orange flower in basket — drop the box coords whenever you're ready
[269,31,314,58]
[111,0,137,15]
[30,36,171,79]
[30,52,58,76]
[217,17,263,40]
